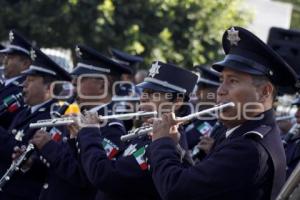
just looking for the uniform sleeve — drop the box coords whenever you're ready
[39,140,90,187]
[78,127,152,195]
[148,137,260,200]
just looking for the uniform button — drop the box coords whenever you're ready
[78,149,80,154]
[63,137,68,143]
[43,158,47,164]
[76,142,79,147]
[46,163,50,168]
[40,156,43,161]
[43,183,49,189]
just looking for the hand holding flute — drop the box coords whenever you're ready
[121,102,235,142]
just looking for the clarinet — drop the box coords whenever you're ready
[0,95,76,191]
[120,125,153,142]
[282,123,300,146]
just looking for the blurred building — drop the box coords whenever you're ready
[42,48,73,72]
[244,0,293,41]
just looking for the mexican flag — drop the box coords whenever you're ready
[196,122,212,136]
[101,138,119,160]
[133,147,148,170]
[49,127,62,142]
[7,101,21,113]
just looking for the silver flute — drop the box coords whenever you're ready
[121,102,235,142]
[29,111,158,129]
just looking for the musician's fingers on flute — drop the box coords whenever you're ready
[85,111,101,123]
[31,131,52,150]
[36,129,48,135]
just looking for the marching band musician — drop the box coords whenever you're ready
[28,44,131,200]
[110,48,144,132]
[111,48,144,97]
[284,97,300,178]
[0,46,71,200]
[72,61,197,199]
[147,26,298,200]
[0,30,33,129]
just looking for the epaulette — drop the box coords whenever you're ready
[108,121,124,128]
[243,125,272,139]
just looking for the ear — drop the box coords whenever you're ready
[21,58,32,70]
[258,82,273,102]
[44,81,52,91]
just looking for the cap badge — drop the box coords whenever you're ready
[227,27,240,46]
[9,31,14,42]
[149,61,161,77]
[75,46,82,58]
[30,49,36,61]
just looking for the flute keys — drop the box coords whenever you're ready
[43,183,49,189]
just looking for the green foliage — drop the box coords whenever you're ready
[0,0,250,69]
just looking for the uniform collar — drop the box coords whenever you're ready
[225,125,240,138]
[30,99,52,114]
[226,109,275,139]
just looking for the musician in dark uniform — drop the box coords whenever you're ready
[111,48,144,131]
[74,61,197,200]
[28,44,131,200]
[111,48,143,96]
[184,66,220,159]
[0,30,33,129]
[0,46,71,200]
[284,97,300,178]
[147,26,297,200]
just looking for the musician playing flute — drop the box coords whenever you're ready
[147,27,298,200]
[26,44,132,200]
[71,61,197,200]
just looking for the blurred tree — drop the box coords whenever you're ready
[0,0,250,69]
[277,0,300,29]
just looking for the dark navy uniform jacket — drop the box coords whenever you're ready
[0,99,56,200]
[37,102,126,200]
[285,135,300,178]
[148,109,286,200]
[0,76,26,129]
[37,137,96,200]
[77,123,189,200]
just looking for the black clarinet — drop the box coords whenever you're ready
[0,95,76,191]
[282,123,300,146]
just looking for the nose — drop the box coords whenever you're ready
[217,83,228,97]
[23,78,29,88]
